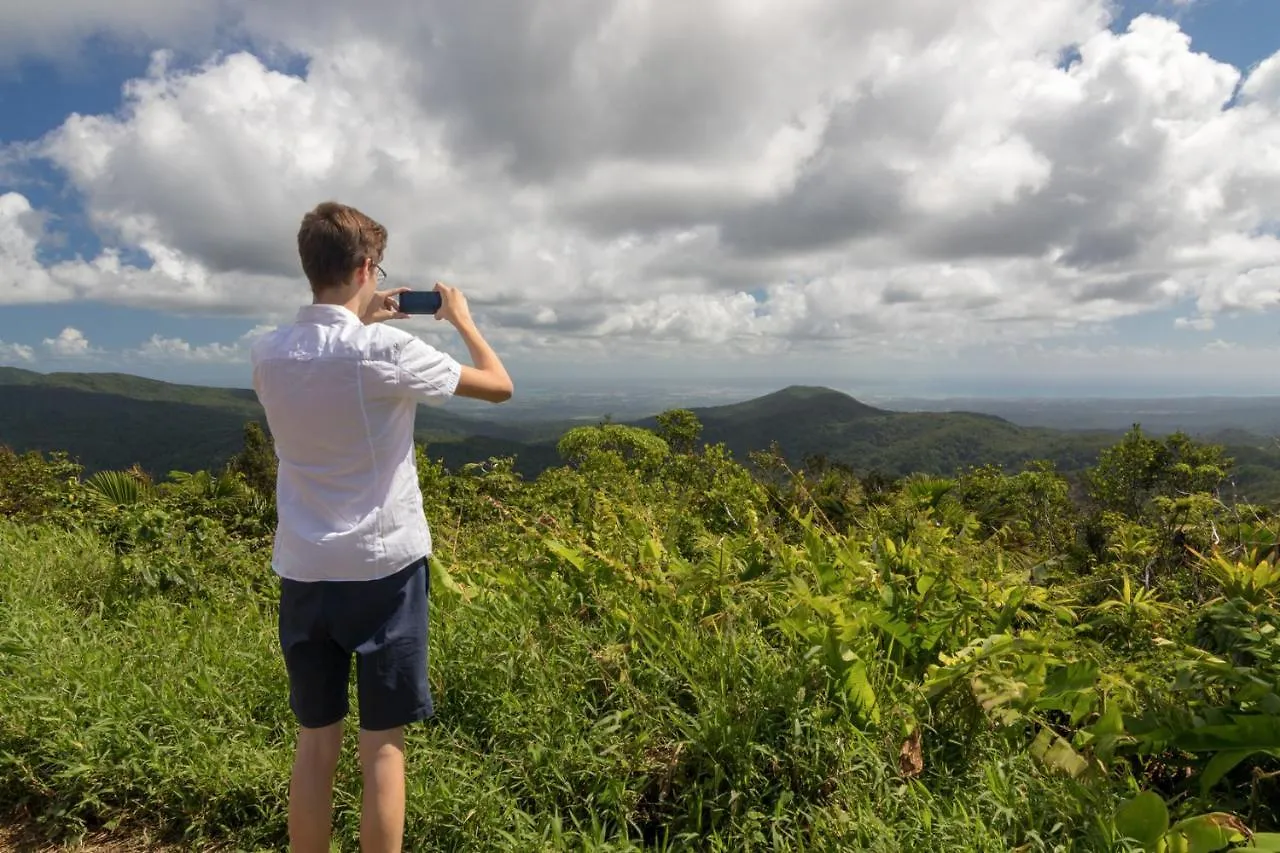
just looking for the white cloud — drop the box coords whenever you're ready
[0,323,283,373]
[132,335,243,363]
[0,192,73,304]
[1,1,1278,367]
[0,340,35,364]
[41,327,96,357]
[1174,316,1216,331]
[127,324,280,363]
[1240,52,1280,106]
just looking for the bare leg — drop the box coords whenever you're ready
[358,727,407,853]
[289,721,344,853]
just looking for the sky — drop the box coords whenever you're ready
[1,0,1278,398]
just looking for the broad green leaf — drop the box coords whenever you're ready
[1081,700,1131,761]
[545,539,587,571]
[429,558,464,599]
[1249,833,1280,850]
[1092,701,1125,735]
[1115,792,1170,850]
[1176,715,1280,753]
[1168,814,1248,853]
[1043,660,1100,696]
[1198,749,1253,797]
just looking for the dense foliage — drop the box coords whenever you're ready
[0,417,1277,851]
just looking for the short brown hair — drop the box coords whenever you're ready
[296,201,388,292]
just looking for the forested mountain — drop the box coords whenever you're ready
[4,367,1280,501]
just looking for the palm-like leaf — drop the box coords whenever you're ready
[84,470,154,506]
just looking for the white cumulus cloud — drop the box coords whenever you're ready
[0,0,1277,369]
[127,324,281,363]
[0,340,36,364]
[41,327,96,357]
[0,192,72,304]
[132,335,244,363]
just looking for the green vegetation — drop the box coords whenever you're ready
[0,367,558,479]
[8,369,1280,505]
[1,413,1278,851]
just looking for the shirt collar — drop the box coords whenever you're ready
[296,303,363,326]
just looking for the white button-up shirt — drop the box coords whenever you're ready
[250,304,462,582]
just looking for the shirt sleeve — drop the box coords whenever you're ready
[396,336,463,405]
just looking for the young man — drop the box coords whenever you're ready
[251,201,512,853]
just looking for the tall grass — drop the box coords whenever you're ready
[0,518,1120,851]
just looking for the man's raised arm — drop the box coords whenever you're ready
[434,283,513,403]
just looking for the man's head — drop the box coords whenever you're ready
[297,202,388,303]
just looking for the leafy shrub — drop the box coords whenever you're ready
[0,446,85,525]
[0,426,1278,850]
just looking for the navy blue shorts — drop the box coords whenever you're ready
[278,557,432,731]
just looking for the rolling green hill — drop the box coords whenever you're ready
[0,366,263,411]
[642,385,1280,501]
[645,385,1118,478]
[0,367,547,477]
[4,369,1280,502]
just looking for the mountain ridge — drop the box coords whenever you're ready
[4,368,1280,502]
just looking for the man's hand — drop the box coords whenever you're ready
[363,287,410,325]
[433,282,475,330]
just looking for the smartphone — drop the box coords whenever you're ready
[397,291,443,315]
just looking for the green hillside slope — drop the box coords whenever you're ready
[635,386,1115,477]
[4,369,1280,502]
[0,368,538,476]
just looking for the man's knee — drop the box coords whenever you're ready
[358,726,405,770]
[296,720,344,769]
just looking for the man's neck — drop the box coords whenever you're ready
[313,285,364,318]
